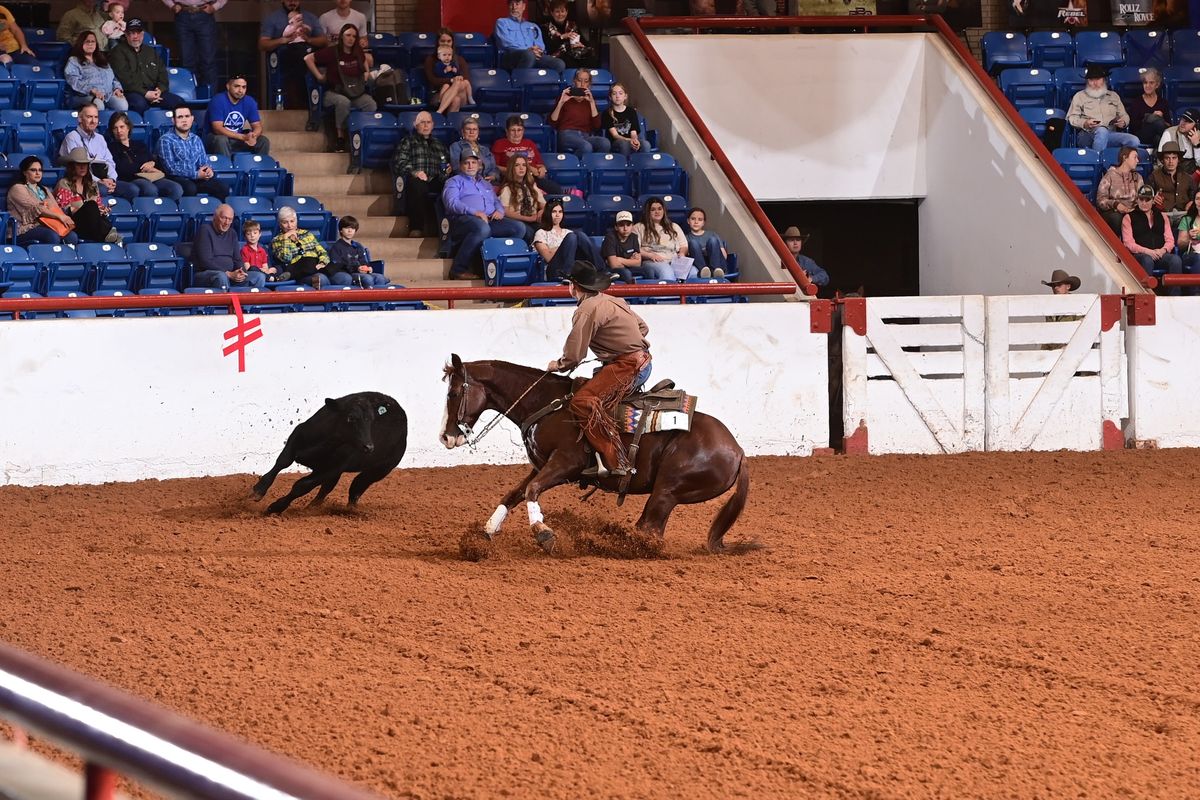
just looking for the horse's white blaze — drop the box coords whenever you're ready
[485,504,508,534]
[526,501,544,526]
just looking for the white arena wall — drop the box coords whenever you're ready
[0,305,829,487]
[1128,298,1200,448]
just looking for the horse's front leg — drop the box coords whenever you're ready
[525,450,589,554]
[483,469,537,538]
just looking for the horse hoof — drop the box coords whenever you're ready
[534,527,556,555]
[249,488,264,501]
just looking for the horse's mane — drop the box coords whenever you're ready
[444,359,573,388]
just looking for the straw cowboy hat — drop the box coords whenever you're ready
[60,147,97,166]
[1042,269,1081,291]
[563,260,612,292]
[780,226,810,241]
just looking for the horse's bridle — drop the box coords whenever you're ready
[453,364,559,450]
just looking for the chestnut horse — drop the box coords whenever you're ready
[441,354,751,554]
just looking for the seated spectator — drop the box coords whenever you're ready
[685,207,728,278]
[110,19,187,114]
[318,0,367,39]
[1175,188,1200,296]
[107,111,184,201]
[1095,145,1143,234]
[1127,68,1170,149]
[259,0,327,110]
[6,156,80,247]
[65,31,127,111]
[491,115,564,195]
[542,0,594,68]
[54,147,122,244]
[205,74,271,158]
[781,226,830,288]
[392,111,451,238]
[1123,185,1184,294]
[0,3,38,65]
[533,198,602,281]
[424,32,473,115]
[498,155,546,242]
[58,0,108,51]
[603,83,641,156]
[634,197,691,279]
[603,209,673,282]
[59,104,139,201]
[449,118,499,184]
[442,152,526,280]
[1067,65,1140,152]
[304,24,375,153]
[1148,142,1193,224]
[156,106,230,200]
[494,0,565,73]
[240,218,284,282]
[1160,109,1200,176]
[550,69,609,155]
[193,204,267,290]
[328,215,391,287]
[741,0,776,15]
[100,2,125,50]
[272,206,335,286]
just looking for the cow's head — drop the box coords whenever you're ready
[441,353,484,449]
[327,396,375,453]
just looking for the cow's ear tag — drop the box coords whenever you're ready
[378,405,387,415]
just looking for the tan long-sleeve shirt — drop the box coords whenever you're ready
[555,292,650,371]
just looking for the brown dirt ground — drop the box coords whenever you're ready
[2,450,1200,799]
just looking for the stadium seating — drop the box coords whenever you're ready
[584,152,633,195]
[545,152,585,188]
[398,31,437,67]
[632,152,686,197]
[1170,29,1200,68]
[1164,65,1200,112]
[983,32,1031,75]
[9,64,64,111]
[1124,30,1169,70]
[513,69,564,114]
[1019,106,1066,141]
[1054,66,1087,110]
[232,153,290,197]
[1053,147,1103,200]
[1108,66,1150,107]
[1000,69,1056,110]
[472,69,520,113]
[1028,31,1074,71]
[1075,31,1124,68]
[454,32,494,69]
[134,197,188,245]
[588,194,637,236]
[481,236,540,286]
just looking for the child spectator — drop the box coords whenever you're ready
[424,31,472,116]
[602,209,651,282]
[329,215,391,287]
[100,2,125,49]
[498,154,547,242]
[543,0,594,68]
[240,219,283,282]
[603,83,641,156]
[684,207,728,278]
[533,199,602,281]
[634,196,691,279]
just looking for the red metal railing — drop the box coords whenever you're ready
[624,14,1157,291]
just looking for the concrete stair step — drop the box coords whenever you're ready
[335,216,407,238]
[280,152,353,174]
[292,172,393,196]
[260,110,312,131]
[386,258,455,283]
[360,237,438,259]
[323,195,395,219]
[267,131,330,153]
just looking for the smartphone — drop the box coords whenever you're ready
[568,87,586,97]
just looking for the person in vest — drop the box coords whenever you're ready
[1122,185,1184,294]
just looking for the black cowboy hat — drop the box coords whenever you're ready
[563,260,612,292]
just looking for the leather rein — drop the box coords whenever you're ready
[455,360,596,451]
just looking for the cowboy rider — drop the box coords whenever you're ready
[547,260,652,478]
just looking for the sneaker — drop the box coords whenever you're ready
[713,268,725,279]
[699,267,712,279]
[334,137,347,153]
[278,272,291,282]
[408,229,424,238]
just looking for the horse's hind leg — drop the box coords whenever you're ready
[636,488,678,540]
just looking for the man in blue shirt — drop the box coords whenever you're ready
[442,152,525,280]
[494,0,565,73]
[205,74,270,158]
[781,226,830,291]
[258,0,327,110]
[156,105,229,200]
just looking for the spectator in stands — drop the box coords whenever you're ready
[391,110,451,238]
[1148,142,1193,224]
[65,31,128,111]
[603,83,641,156]
[604,209,670,282]
[1095,145,1143,234]
[54,147,122,244]
[1067,65,1139,152]
[424,35,473,115]
[533,198,601,281]
[259,0,327,110]
[100,2,125,49]
[110,18,187,114]
[59,104,139,201]
[329,215,391,287]
[442,152,526,280]
[304,24,376,153]
[240,218,283,282]
[635,197,690,279]
[165,0,223,98]
[205,74,270,158]
[193,204,267,289]
[0,4,38,65]
[781,226,830,288]
[1123,185,1184,293]
[450,118,500,184]
[107,111,184,201]
[543,0,594,68]
[272,205,335,286]
[551,69,609,155]
[685,207,728,279]
[1042,269,1080,296]
[492,115,564,195]
[498,155,546,242]
[7,156,79,246]
[1127,68,1170,149]
[1174,188,1200,296]
[58,0,109,51]
[1159,109,1200,175]
[156,105,230,200]
[319,0,367,39]
[495,0,565,72]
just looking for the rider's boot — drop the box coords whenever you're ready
[581,452,630,479]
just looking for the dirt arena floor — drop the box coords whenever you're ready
[2,449,1200,798]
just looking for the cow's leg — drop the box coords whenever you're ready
[482,469,537,538]
[264,468,339,515]
[524,451,589,554]
[309,473,342,507]
[347,460,400,506]
[251,439,296,500]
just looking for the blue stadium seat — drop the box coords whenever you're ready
[1054,66,1087,110]
[1164,65,1200,112]
[133,197,187,244]
[0,77,20,111]
[357,114,402,170]
[545,152,585,188]
[86,244,140,292]
[555,192,590,231]
[1053,147,1103,200]
[471,69,519,113]
[632,152,685,197]
[983,32,1031,75]
[583,152,633,195]
[481,237,539,286]
[0,110,49,152]
[584,68,615,108]
[100,109,148,145]
[228,194,274,230]
[367,32,405,71]
[203,153,243,193]
[588,194,636,236]
[513,111,552,152]
[1028,31,1075,71]
[1000,68,1057,110]
[454,32,494,69]
[1170,29,1200,68]
[281,196,332,237]
[103,197,142,242]
[398,31,437,67]
[127,243,184,291]
[23,29,56,43]
[10,64,65,111]
[232,153,289,198]
[1075,31,1124,68]
[33,41,70,71]
[178,195,222,236]
[685,278,746,304]
[3,261,46,295]
[1123,30,1169,70]
[513,68,564,114]
[1108,66,1150,107]
[1019,106,1066,140]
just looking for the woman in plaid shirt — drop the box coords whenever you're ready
[270,206,334,287]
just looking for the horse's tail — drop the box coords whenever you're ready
[707,455,757,555]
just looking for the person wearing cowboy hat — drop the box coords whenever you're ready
[54,146,122,244]
[1159,108,1200,174]
[1067,65,1140,152]
[547,260,652,479]
[1123,184,1185,294]
[1041,270,1082,349]
[780,226,830,289]
[1148,140,1194,223]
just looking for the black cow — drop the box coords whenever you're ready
[251,392,408,515]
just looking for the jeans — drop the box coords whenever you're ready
[68,91,129,112]
[541,230,602,280]
[610,137,638,156]
[125,91,189,115]
[204,133,272,159]
[174,9,219,93]
[331,271,391,287]
[449,214,527,274]
[100,180,139,202]
[168,175,229,201]
[17,227,79,247]
[686,235,728,271]
[1075,127,1141,151]
[130,177,184,201]
[499,49,565,73]
[1134,252,1184,295]
[193,269,268,290]
[633,261,677,281]
[557,128,611,155]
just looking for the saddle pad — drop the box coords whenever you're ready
[618,396,697,434]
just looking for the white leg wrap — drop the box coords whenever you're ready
[527,501,544,526]
[485,504,508,535]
